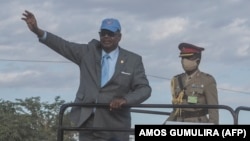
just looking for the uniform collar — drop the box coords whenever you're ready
[185,69,200,80]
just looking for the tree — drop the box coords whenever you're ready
[0,96,77,141]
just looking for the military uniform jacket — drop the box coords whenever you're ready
[168,70,219,124]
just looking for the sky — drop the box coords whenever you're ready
[1,0,250,125]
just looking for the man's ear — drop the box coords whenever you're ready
[118,33,122,38]
[117,33,122,41]
[196,59,201,65]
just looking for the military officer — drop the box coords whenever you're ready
[166,42,219,124]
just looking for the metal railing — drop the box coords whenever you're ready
[235,106,250,125]
[57,103,238,141]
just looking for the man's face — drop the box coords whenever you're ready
[99,29,121,52]
[181,54,201,72]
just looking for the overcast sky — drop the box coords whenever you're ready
[1,0,250,124]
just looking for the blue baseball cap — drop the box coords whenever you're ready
[100,18,121,32]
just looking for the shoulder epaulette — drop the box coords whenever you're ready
[200,71,213,77]
[174,73,184,78]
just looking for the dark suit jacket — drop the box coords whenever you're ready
[39,32,151,139]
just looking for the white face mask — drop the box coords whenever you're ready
[181,58,199,72]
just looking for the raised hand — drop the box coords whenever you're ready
[21,10,44,37]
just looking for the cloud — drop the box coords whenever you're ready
[0,70,41,87]
[224,18,249,34]
[237,45,250,57]
[149,17,189,41]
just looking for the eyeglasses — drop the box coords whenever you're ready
[99,30,118,37]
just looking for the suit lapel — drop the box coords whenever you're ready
[84,42,102,87]
[110,48,127,81]
[95,50,102,87]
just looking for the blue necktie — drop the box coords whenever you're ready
[101,54,110,87]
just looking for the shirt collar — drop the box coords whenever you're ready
[102,47,119,60]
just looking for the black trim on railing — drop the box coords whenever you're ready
[57,103,236,141]
[234,106,250,125]
[130,109,171,115]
